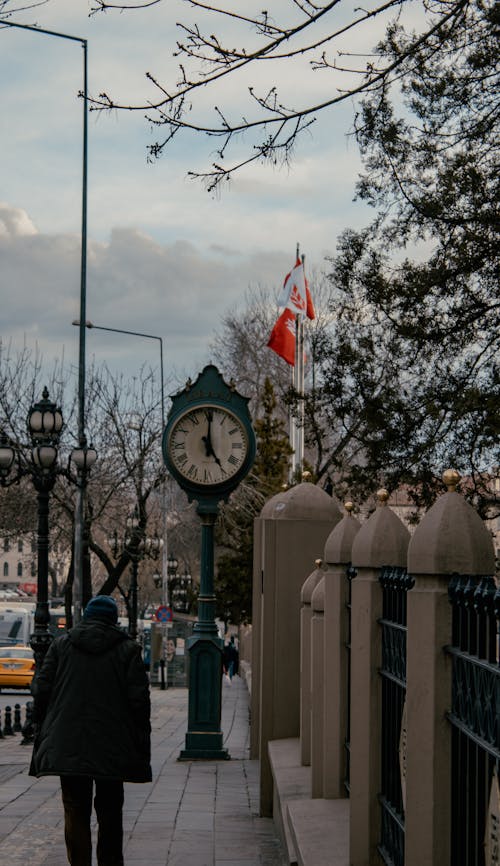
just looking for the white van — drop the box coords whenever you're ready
[0,604,35,646]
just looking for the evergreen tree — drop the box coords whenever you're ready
[215,378,292,625]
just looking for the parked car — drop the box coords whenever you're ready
[0,645,35,691]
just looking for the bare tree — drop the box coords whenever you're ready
[86,0,473,191]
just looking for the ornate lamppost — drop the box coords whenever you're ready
[170,566,193,614]
[167,551,178,609]
[109,510,162,640]
[0,388,63,670]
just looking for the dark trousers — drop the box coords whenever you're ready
[60,776,124,866]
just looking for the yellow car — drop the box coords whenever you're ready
[0,646,35,691]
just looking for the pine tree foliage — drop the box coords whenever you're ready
[215,378,292,624]
[325,0,499,509]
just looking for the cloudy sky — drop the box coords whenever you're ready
[0,0,380,399]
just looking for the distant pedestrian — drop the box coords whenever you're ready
[222,635,239,680]
[30,595,151,866]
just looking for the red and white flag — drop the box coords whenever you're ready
[278,257,315,320]
[267,307,296,366]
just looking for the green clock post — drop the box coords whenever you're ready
[162,365,256,760]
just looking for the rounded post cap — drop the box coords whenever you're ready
[443,468,461,491]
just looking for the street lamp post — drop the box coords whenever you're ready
[109,512,162,640]
[167,551,178,604]
[2,20,90,625]
[70,443,97,612]
[0,388,63,670]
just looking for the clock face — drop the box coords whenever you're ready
[167,404,249,487]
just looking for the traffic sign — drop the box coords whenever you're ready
[155,605,173,622]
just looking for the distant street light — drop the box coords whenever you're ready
[72,319,169,608]
[108,510,163,640]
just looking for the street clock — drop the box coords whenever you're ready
[162,365,256,506]
[162,365,256,760]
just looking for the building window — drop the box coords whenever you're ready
[3,538,10,552]
[18,539,23,553]
[17,562,23,577]
[31,561,36,577]
[3,563,8,577]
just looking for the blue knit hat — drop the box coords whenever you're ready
[83,595,118,624]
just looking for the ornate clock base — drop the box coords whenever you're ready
[179,733,230,762]
[178,632,231,762]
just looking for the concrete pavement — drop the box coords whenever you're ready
[0,676,286,866]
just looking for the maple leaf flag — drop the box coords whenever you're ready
[267,307,296,366]
[278,257,315,320]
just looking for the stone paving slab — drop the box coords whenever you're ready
[0,676,287,866]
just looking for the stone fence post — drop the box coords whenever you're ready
[310,569,325,797]
[252,482,342,817]
[404,470,496,866]
[301,559,324,767]
[349,489,410,866]
[318,502,361,800]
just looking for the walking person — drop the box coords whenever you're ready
[222,634,239,681]
[29,595,151,866]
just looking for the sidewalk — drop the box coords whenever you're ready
[0,676,286,866]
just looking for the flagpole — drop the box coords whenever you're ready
[291,242,301,482]
[300,255,306,473]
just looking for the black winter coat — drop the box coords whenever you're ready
[29,619,152,783]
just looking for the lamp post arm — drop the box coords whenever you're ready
[1,20,86,45]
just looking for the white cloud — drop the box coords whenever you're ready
[0,204,298,381]
[0,202,38,237]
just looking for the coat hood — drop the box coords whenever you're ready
[68,619,128,655]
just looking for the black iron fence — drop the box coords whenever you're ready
[378,565,414,866]
[446,574,500,866]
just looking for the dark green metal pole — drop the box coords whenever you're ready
[179,505,228,761]
[129,557,138,641]
[31,479,56,671]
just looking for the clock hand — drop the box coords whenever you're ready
[202,412,223,468]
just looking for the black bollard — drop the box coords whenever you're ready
[21,700,34,745]
[0,709,4,739]
[3,705,14,736]
[13,704,22,733]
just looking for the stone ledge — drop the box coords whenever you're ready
[268,738,311,865]
[287,798,349,866]
[239,659,251,695]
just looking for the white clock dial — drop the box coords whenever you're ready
[168,405,249,486]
